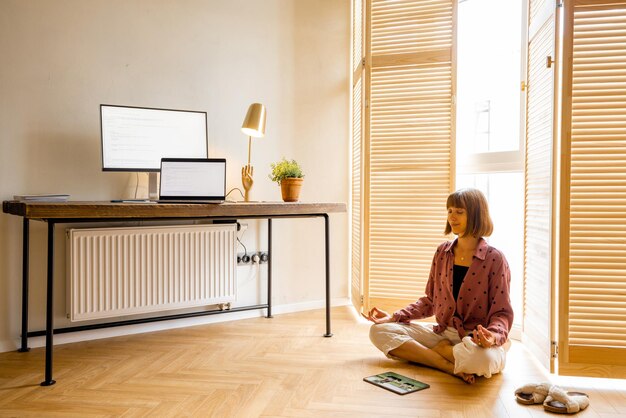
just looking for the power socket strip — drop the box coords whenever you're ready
[237,251,269,265]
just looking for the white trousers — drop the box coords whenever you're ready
[369,322,510,378]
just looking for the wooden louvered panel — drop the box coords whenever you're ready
[530,0,550,28]
[560,0,626,377]
[523,0,555,372]
[353,0,363,74]
[351,0,365,312]
[352,76,363,310]
[569,0,626,347]
[368,60,452,312]
[371,0,453,55]
[359,0,454,314]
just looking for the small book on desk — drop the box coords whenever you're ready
[13,194,70,202]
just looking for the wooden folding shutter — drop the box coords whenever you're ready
[365,0,455,313]
[523,0,557,372]
[559,0,626,378]
[351,0,365,311]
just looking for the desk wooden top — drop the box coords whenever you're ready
[2,201,347,220]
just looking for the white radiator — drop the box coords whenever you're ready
[66,224,237,322]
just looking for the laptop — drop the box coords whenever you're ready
[157,158,226,204]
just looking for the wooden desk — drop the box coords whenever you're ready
[2,201,346,386]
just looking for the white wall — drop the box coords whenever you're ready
[0,0,350,352]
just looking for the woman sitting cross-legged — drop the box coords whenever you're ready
[364,188,513,384]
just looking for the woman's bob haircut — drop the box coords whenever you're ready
[445,188,493,237]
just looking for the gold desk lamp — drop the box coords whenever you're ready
[241,103,266,202]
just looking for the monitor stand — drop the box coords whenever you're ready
[148,172,159,201]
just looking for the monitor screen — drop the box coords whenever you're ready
[100,104,208,171]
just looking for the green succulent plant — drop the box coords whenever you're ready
[269,158,304,185]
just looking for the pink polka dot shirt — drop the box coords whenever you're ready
[391,238,514,346]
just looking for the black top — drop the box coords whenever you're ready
[453,264,470,301]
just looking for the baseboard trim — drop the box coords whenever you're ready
[0,341,18,354]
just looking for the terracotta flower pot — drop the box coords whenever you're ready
[280,177,303,202]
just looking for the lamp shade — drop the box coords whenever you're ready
[241,103,266,138]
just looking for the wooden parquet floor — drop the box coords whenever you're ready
[1,306,625,417]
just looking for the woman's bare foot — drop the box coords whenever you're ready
[431,340,475,384]
[389,340,476,384]
[457,372,476,384]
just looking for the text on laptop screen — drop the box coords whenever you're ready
[160,160,225,198]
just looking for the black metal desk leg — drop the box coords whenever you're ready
[41,221,56,386]
[266,218,273,318]
[18,218,30,352]
[323,214,332,337]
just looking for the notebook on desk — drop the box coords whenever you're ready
[157,158,226,204]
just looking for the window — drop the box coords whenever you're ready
[457,0,525,167]
[456,172,525,326]
[352,0,525,320]
[456,0,526,326]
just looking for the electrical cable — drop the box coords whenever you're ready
[226,187,245,200]
[134,172,140,199]
[237,225,248,256]
[237,237,247,256]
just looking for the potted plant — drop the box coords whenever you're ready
[269,158,304,202]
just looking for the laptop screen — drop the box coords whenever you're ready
[159,158,226,200]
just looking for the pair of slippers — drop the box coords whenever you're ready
[515,382,589,414]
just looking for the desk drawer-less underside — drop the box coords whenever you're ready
[2,201,346,386]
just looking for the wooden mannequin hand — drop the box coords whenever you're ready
[242,165,254,192]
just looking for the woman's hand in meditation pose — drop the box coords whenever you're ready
[472,324,496,348]
[362,307,394,324]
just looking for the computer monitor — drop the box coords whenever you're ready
[100,104,208,199]
[101,104,208,171]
